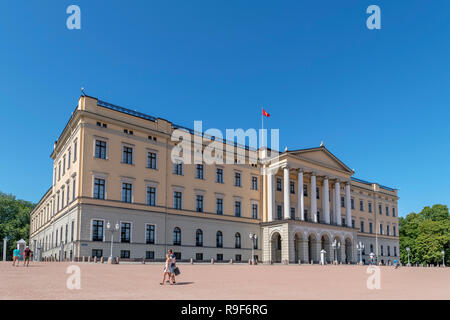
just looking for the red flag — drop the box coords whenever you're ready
[262,108,270,117]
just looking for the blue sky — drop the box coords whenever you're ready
[1,1,449,217]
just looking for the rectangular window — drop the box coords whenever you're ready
[173,161,183,175]
[145,251,155,260]
[341,196,345,208]
[92,249,103,258]
[276,178,282,191]
[121,222,131,243]
[195,253,203,261]
[196,195,204,212]
[360,200,364,211]
[235,254,242,262]
[387,225,390,236]
[392,207,396,217]
[93,178,105,200]
[303,184,308,197]
[58,162,61,181]
[379,204,382,215]
[252,204,258,219]
[393,226,396,236]
[368,202,373,213]
[386,206,389,216]
[380,223,383,235]
[146,225,155,244]
[380,245,384,256]
[68,148,71,169]
[316,187,320,199]
[71,221,74,242]
[95,140,107,159]
[234,172,241,187]
[121,183,132,203]
[63,156,66,175]
[216,198,223,215]
[92,220,103,242]
[352,219,355,228]
[360,221,365,233]
[351,198,355,210]
[290,207,295,220]
[74,140,78,162]
[217,254,223,261]
[174,191,182,209]
[147,152,157,169]
[277,205,282,220]
[251,176,258,190]
[234,201,241,217]
[122,146,133,164]
[369,222,373,234]
[216,168,223,183]
[196,164,204,179]
[72,178,76,200]
[120,250,130,259]
[290,181,295,194]
[146,187,156,206]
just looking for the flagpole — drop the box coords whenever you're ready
[261,108,264,148]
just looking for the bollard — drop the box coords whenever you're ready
[82,256,85,263]
[100,257,104,264]
[298,260,302,265]
[94,256,97,263]
[211,258,214,264]
[229,259,233,264]
[190,258,193,264]
[310,260,313,265]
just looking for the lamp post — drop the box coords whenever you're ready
[332,239,341,264]
[107,221,120,264]
[406,247,410,266]
[356,242,365,265]
[249,233,257,265]
[442,250,445,268]
[2,237,9,261]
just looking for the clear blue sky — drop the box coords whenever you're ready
[1,1,449,217]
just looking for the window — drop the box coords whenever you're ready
[304,209,308,221]
[58,161,61,181]
[92,220,103,242]
[394,246,397,256]
[342,217,345,226]
[360,200,364,211]
[216,198,223,215]
[146,187,156,206]
[122,146,133,164]
[369,222,373,234]
[387,246,391,256]
[251,176,258,190]
[173,227,181,245]
[290,181,295,194]
[379,204,382,215]
[61,190,65,208]
[93,178,105,199]
[65,224,68,243]
[63,155,66,175]
[173,161,183,175]
[121,183,132,203]
[234,201,241,217]
[253,237,258,249]
[120,250,130,259]
[380,223,383,235]
[386,206,389,216]
[393,226,397,236]
[387,225,390,236]
[252,204,258,219]
[95,140,107,159]
[68,148,71,169]
[392,207,396,217]
[380,245,384,256]
[276,178,282,191]
[121,222,131,243]
[234,172,241,187]
[277,205,282,220]
[351,198,355,210]
[234,232,241,248]
[67,184,70,203]
[216,168,223,183]
[352,219,355,228]
[216,231,223,248]
[303,184,308,196]
[235,254,242,262]
[92,249,103,258]
[72,178,76,200]
[370,244,374,253]
[368,202,373,213]
[316,187,320,199]
[146,225,155,244]
[147,152,157,169]
[217,254,223,261]
[73,140,78,162]
[71,221,74,242]
[196,229,203,246]
[174,191,182,209]
[360,221,365,233]
[196,195,204,212]
[146,251,155,260]
[195,253,203,261]
[290,207,295,220]
[196,164,204,179]
[341,196,345,208]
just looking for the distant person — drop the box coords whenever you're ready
[168,249,177,285]
[160,253,172,285]
[12,248,20,267]
[23,246,32,267]
[394,259,399,269]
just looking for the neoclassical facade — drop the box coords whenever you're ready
[29,95,399,265]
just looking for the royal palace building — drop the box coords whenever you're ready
[29,95,399,265]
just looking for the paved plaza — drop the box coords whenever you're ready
[0,261,448,300]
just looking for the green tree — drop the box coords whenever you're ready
[400,204,449,265]
[0,192,35,260]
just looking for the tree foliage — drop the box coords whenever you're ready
[399,204,449,265]
[0,192,35,260]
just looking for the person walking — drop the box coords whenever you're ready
[160,253,172,285]
[23,246,32,267]
[168,249,177,285]
[12,248,20,267]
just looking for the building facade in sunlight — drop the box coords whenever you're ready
[29,95,399,265]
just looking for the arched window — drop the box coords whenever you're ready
[196,229,203,247]
[235,232,241,248]
[216,231,223,248]
[173,227,181,245]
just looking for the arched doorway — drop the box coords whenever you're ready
[321,234,331,263]
[345,238,353,263]
[308,234,317,263]
[270,232,282,263]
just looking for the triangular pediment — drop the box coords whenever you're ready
[287,147,353,174]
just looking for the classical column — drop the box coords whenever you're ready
[267,171,274,222]
[310,173,317,222]
[297,170,304,221]
[345,182,352,228]
[335,181,341,226]
[322,177,330,224]
[283,166,290,219]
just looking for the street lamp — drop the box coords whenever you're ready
[249,233,258,265]
[332,239,341,264]
[441,250,445,267]
[406,247,410,266]
[2,237,9,261]
[107,221,120,264]
[356,241,365,265]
